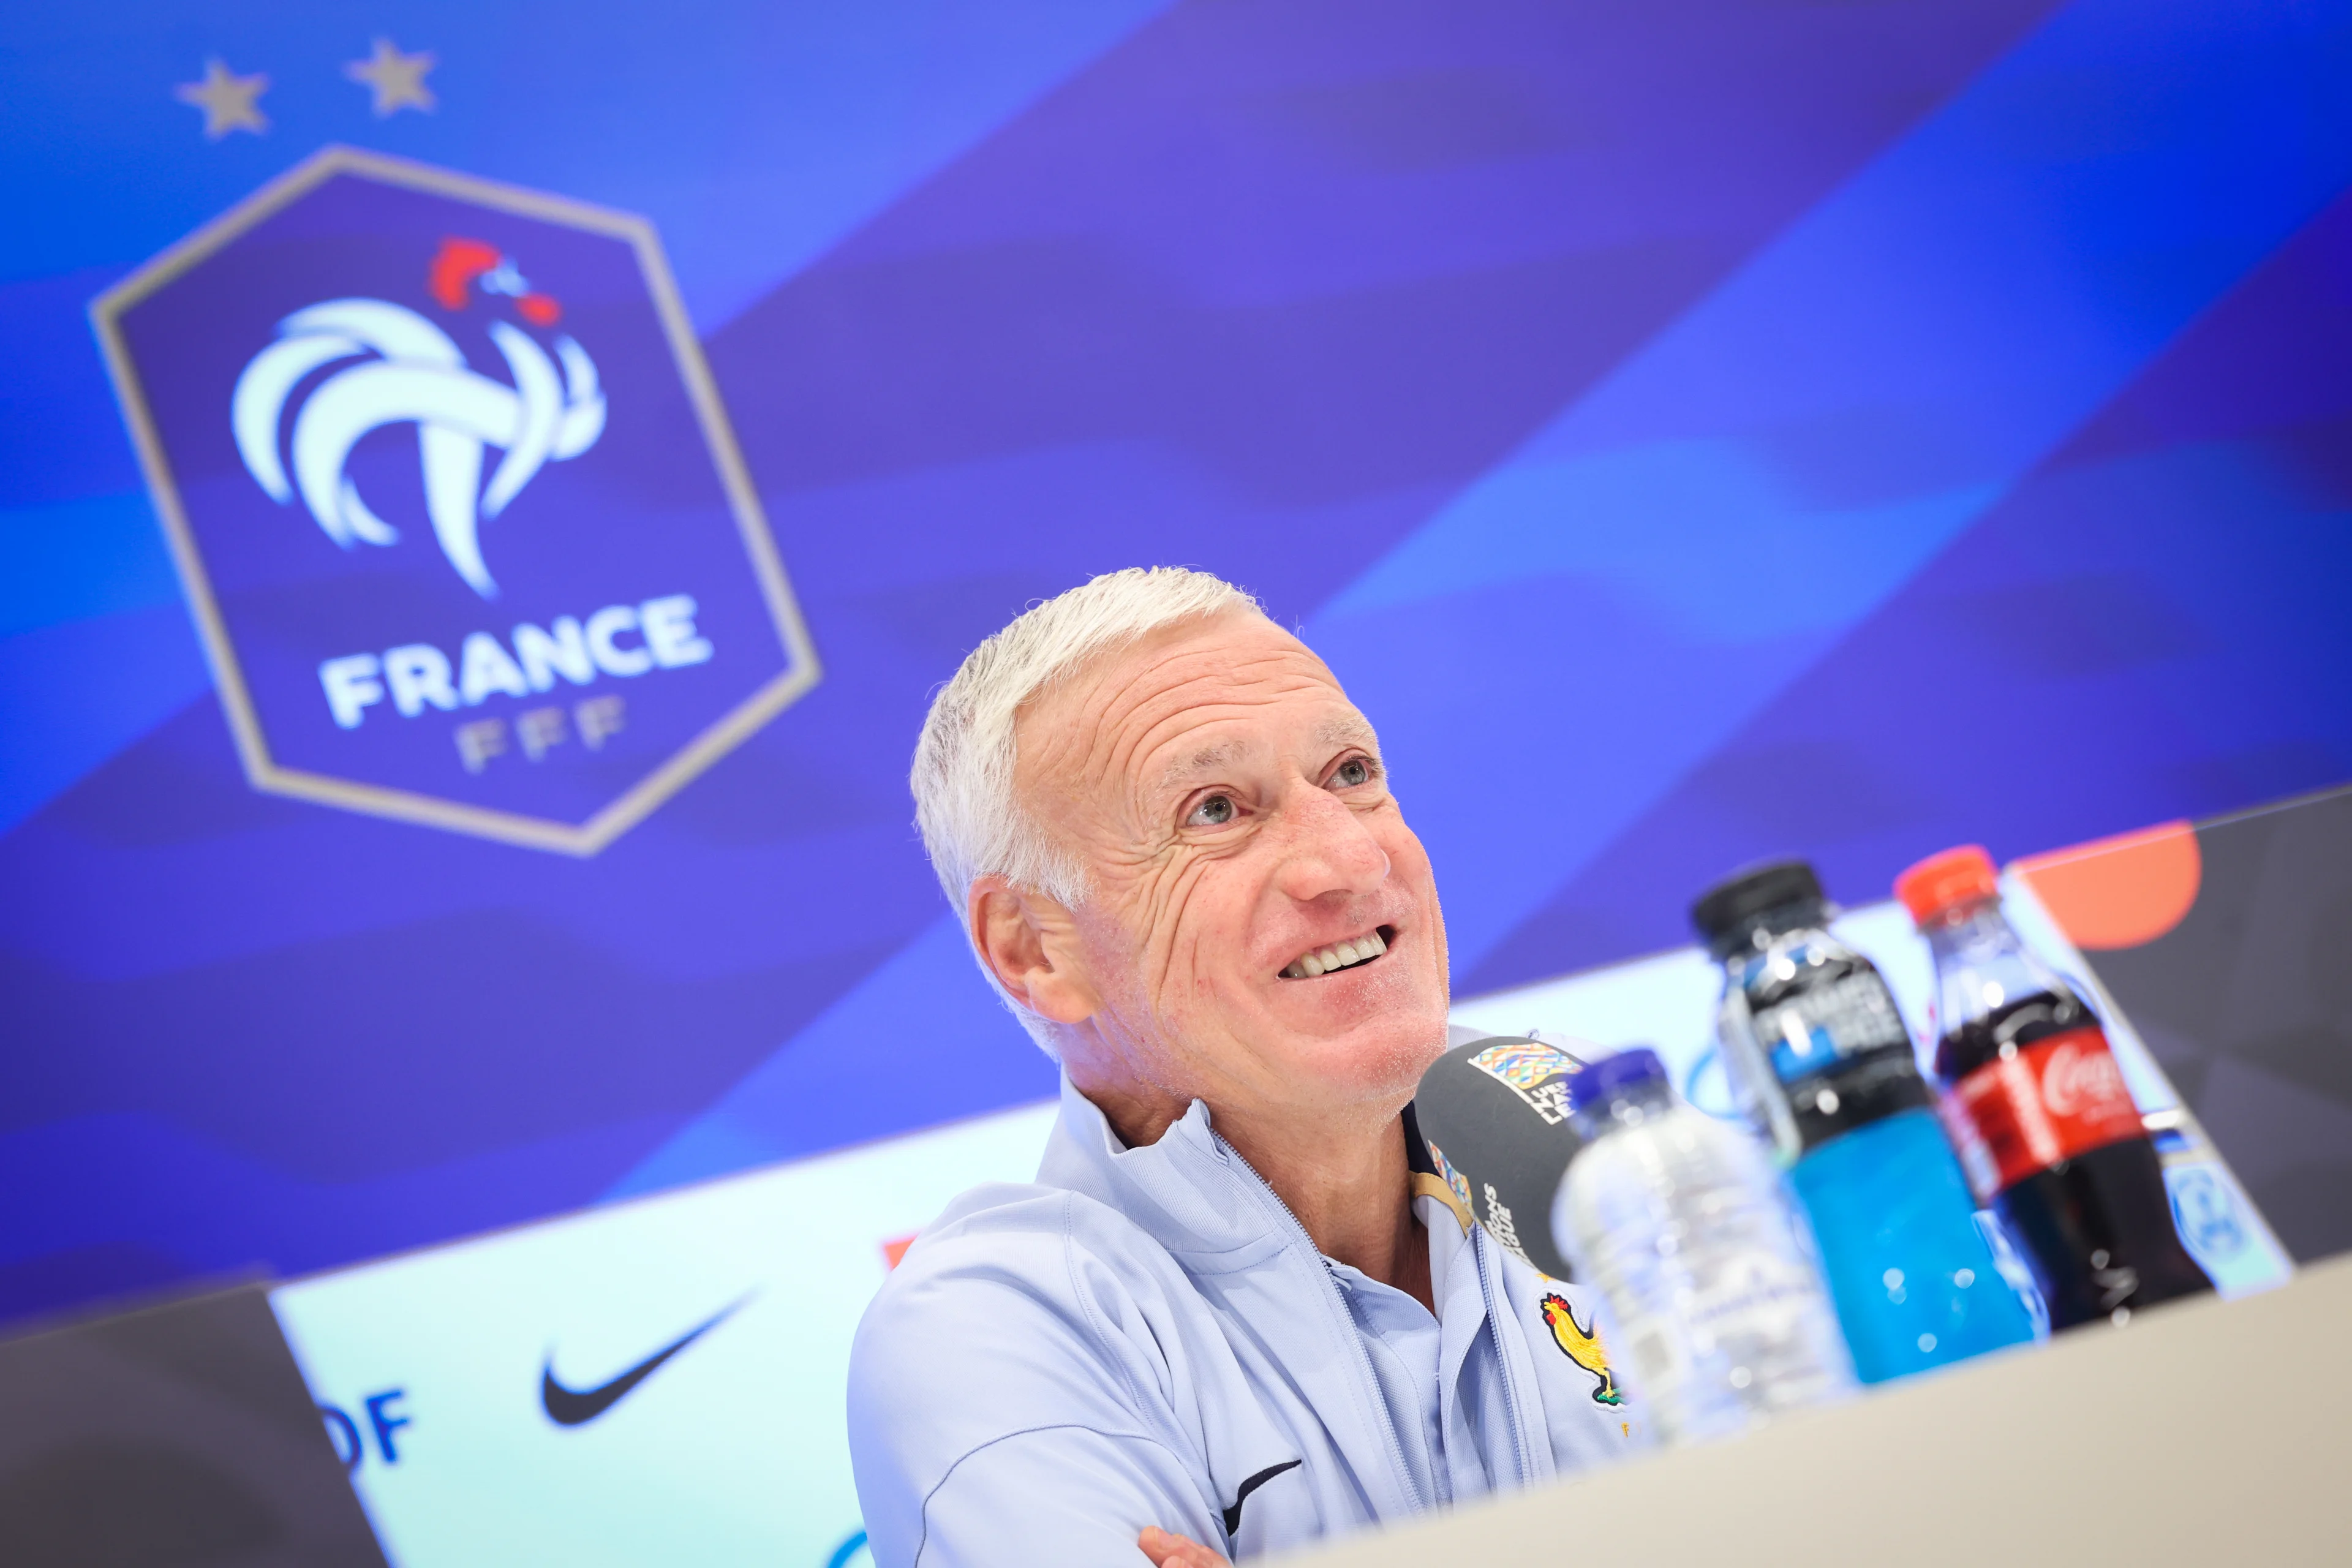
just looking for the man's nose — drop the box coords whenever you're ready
[1273,786,1390,903]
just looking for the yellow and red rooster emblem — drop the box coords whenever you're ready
[1540,1292,1624,1407]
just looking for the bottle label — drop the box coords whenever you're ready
[1948,1026,2143,1196]
[1750,970,1910,1084]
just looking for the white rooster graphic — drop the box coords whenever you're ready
[232,263,605,598]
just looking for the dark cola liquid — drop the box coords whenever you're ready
[1936,986,2211,1328]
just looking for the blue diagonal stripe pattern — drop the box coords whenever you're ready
[1310,0,2352,978]
[608,914,1052,1198]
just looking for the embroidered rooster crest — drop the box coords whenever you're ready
[1539,1292,1624,1407]
[230,239,605,599]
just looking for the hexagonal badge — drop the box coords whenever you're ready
[92,146,819,854]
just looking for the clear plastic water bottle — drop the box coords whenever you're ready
[1551,1049,1856,1444]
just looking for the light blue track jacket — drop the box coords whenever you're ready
[848,1078,1642,1565]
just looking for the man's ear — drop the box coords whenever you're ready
[969,876,1098,1025]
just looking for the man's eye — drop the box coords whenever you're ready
[1187,794,1236,827]
[1333,758,1371,788]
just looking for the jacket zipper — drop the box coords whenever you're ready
[1468,1226,1536,1488]
[1210,1130,1428,1518]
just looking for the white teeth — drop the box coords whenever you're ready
[1281,931,1390,979]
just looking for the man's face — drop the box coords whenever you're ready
[1016,612,1450,1117]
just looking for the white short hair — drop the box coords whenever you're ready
[911,567,1265,1054]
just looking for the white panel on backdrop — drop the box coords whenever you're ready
[273,1103,1057,1568]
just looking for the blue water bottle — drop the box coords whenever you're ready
[1693,861,2038,1382]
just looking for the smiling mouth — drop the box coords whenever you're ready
[1280,925,1396,980]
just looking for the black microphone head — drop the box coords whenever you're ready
[1412,1034,1589,1281]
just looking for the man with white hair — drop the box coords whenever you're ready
[848,568,1632,1567]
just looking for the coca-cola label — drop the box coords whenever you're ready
[1950,1026,2143,1196]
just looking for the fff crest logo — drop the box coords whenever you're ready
[92,146,819,853]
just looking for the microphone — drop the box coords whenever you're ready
[1411,1031,1591,1281]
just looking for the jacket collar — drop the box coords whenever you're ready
[1036,1076,1470,1255]
[1037,1076,1278,1259]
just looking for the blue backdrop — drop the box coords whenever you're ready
[6,0,2352,1328]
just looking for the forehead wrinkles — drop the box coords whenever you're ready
[1115,652,1343,815]
[1022,632,1336,815]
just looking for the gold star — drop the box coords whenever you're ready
[345,37,437,118]
[175,58,270,140]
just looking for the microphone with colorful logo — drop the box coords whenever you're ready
[1411,1031,1592,1282]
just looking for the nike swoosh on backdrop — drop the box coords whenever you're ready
[540,1296,750,1427]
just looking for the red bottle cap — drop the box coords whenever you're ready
[1895,845,2000,926]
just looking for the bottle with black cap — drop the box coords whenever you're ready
[1694,860,2038,1382]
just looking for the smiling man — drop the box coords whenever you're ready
[848,568,1633,1567]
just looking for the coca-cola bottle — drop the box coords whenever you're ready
[1894,846,2211,1330]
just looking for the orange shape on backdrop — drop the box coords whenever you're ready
[2012,820,2201,951]
[881,1233,918,1271]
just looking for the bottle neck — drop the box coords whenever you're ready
[1919,895,2076,1039]
[1709,899,1832,962]
[1573,1077,1676,1140]
[1918,896,2018,957]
